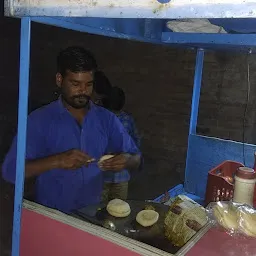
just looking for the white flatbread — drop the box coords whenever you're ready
[98,155,115,164]
[136,210,159,227]
[106,199,131,218]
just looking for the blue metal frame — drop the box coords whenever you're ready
[184,49,204,198]
[12,17,31,256]
[189,49,204,135]
[31,17,163,45]
[162,32,256,51]
[25,17,256,50]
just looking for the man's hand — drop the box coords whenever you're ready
[57,149,94,170]
[98,153,133,171]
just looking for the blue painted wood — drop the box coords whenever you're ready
[185,134,256,199]
[12,17,31,256]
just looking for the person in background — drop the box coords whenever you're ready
[102,86,141,202]
[91,71,112,107]
[2,46,142,213]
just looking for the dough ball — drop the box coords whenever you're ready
[136,210,159,227]
[106,199,131,218]
[98,155,115,164]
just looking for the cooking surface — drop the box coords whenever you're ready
[73,200,181,254]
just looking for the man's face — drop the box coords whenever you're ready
[56,70,94,109]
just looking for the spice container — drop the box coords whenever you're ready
[233,167,256,206]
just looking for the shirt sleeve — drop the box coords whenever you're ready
[129,116,141,149]
[2,114,46,184]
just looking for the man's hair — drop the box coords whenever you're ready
[57,46,98,76]
[105,86,125,111]
[93,71,112,96]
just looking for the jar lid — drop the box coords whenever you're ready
[236,167,256,179]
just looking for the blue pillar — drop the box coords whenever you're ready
[184,49,204,192]
[12,17,31,256]
[189,49,204,135]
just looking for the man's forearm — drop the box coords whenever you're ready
[25,155,60,178]
[126,154,141,170]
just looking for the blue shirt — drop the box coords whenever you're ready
[2,99,140,213]
[103,111,141,183]
[117,111,140,148]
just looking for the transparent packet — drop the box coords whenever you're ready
[206,201,256,238]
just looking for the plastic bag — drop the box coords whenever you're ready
[164,195,208,247]
[206,201,256,237]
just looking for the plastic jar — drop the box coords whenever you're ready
[233,167,256,206]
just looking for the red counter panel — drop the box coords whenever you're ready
[186,228,256,256]
[20,208,140,256]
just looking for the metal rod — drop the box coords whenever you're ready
[12,17,31,256]
[189,49,204,135]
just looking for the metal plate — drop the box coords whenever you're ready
[73,200,181,254]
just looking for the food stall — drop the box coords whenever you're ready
[4,0,256,255]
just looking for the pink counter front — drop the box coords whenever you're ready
[186,228,256,256]
[20,208,140,256]
[20,201,256,256]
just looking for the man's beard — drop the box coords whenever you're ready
[62,94,91,109]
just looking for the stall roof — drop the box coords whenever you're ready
[4,1,256,52]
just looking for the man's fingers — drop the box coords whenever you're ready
[101,156,124,165]
[99,164,124,171]
[73,151,94,163]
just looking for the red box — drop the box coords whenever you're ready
[205,161,242,205]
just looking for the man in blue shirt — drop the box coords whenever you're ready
[101,86,141,202]
[2,46,141,214]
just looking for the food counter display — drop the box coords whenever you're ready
[21,197,256,256]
